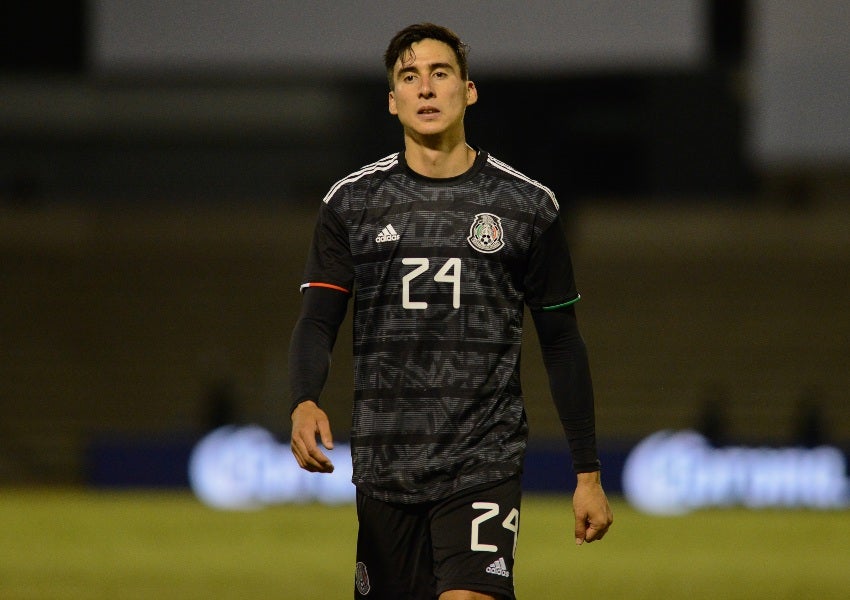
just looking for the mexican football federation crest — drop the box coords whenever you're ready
[467,213,505,253]
[355,561,371,595]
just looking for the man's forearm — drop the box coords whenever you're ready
[288,287,348,414]
[531,307,601,472]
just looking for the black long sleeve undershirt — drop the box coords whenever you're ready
[530,306,601,473]
[288,287,349,414]
[288,287,600,473]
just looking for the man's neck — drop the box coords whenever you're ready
[403,136,476,179]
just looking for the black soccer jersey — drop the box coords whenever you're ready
[301,149,580,503]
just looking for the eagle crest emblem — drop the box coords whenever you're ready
[467,213,505,253]
[355,561,371,595]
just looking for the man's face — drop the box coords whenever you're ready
[388,38,477,141]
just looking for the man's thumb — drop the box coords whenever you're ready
[574,516,587,546]
[319,424,335,450]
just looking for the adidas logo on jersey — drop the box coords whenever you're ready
[375,224,400,243]
[485,557,510,578]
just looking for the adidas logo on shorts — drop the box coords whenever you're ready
[375,224,400,243]
[485,557,510,578]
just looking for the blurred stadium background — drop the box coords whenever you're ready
[1,1,849,596]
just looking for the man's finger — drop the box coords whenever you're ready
[317,420,335,451]
[291,433,333,472]
[574,514,588,546]
[584,518,611,543]
[307,444,334,472]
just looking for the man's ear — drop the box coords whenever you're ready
[388,90,398,115]
[466,81,478,106]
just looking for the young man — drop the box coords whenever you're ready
[289,23,612,600]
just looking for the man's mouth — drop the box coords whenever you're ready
[418,106,439,115]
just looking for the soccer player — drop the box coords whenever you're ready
[289,23,612,600]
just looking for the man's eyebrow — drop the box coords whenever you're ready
[396,62,456,78]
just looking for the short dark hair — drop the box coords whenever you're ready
[383,23,469,89]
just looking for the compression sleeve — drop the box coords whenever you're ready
[530,305,601,473]
[287,286,349,415]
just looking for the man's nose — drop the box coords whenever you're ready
[418,79,434,98]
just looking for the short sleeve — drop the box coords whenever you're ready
[300,201,355,295]
[523,209,580,310]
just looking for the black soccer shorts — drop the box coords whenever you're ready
[354,476,521,600]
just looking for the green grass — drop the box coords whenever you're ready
[1,490,848,599]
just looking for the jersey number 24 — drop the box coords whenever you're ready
[402,258,461,310]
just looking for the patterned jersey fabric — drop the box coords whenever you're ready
[301,149,579,503]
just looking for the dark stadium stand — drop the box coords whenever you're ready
[1,201,848,484]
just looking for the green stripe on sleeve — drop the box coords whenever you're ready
[541,294,581,311]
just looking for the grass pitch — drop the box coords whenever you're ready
[1,489,848,599]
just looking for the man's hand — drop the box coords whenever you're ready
[573,471,613,545]
[290,400,335,473]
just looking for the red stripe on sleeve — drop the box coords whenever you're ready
[301,282,351,294]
